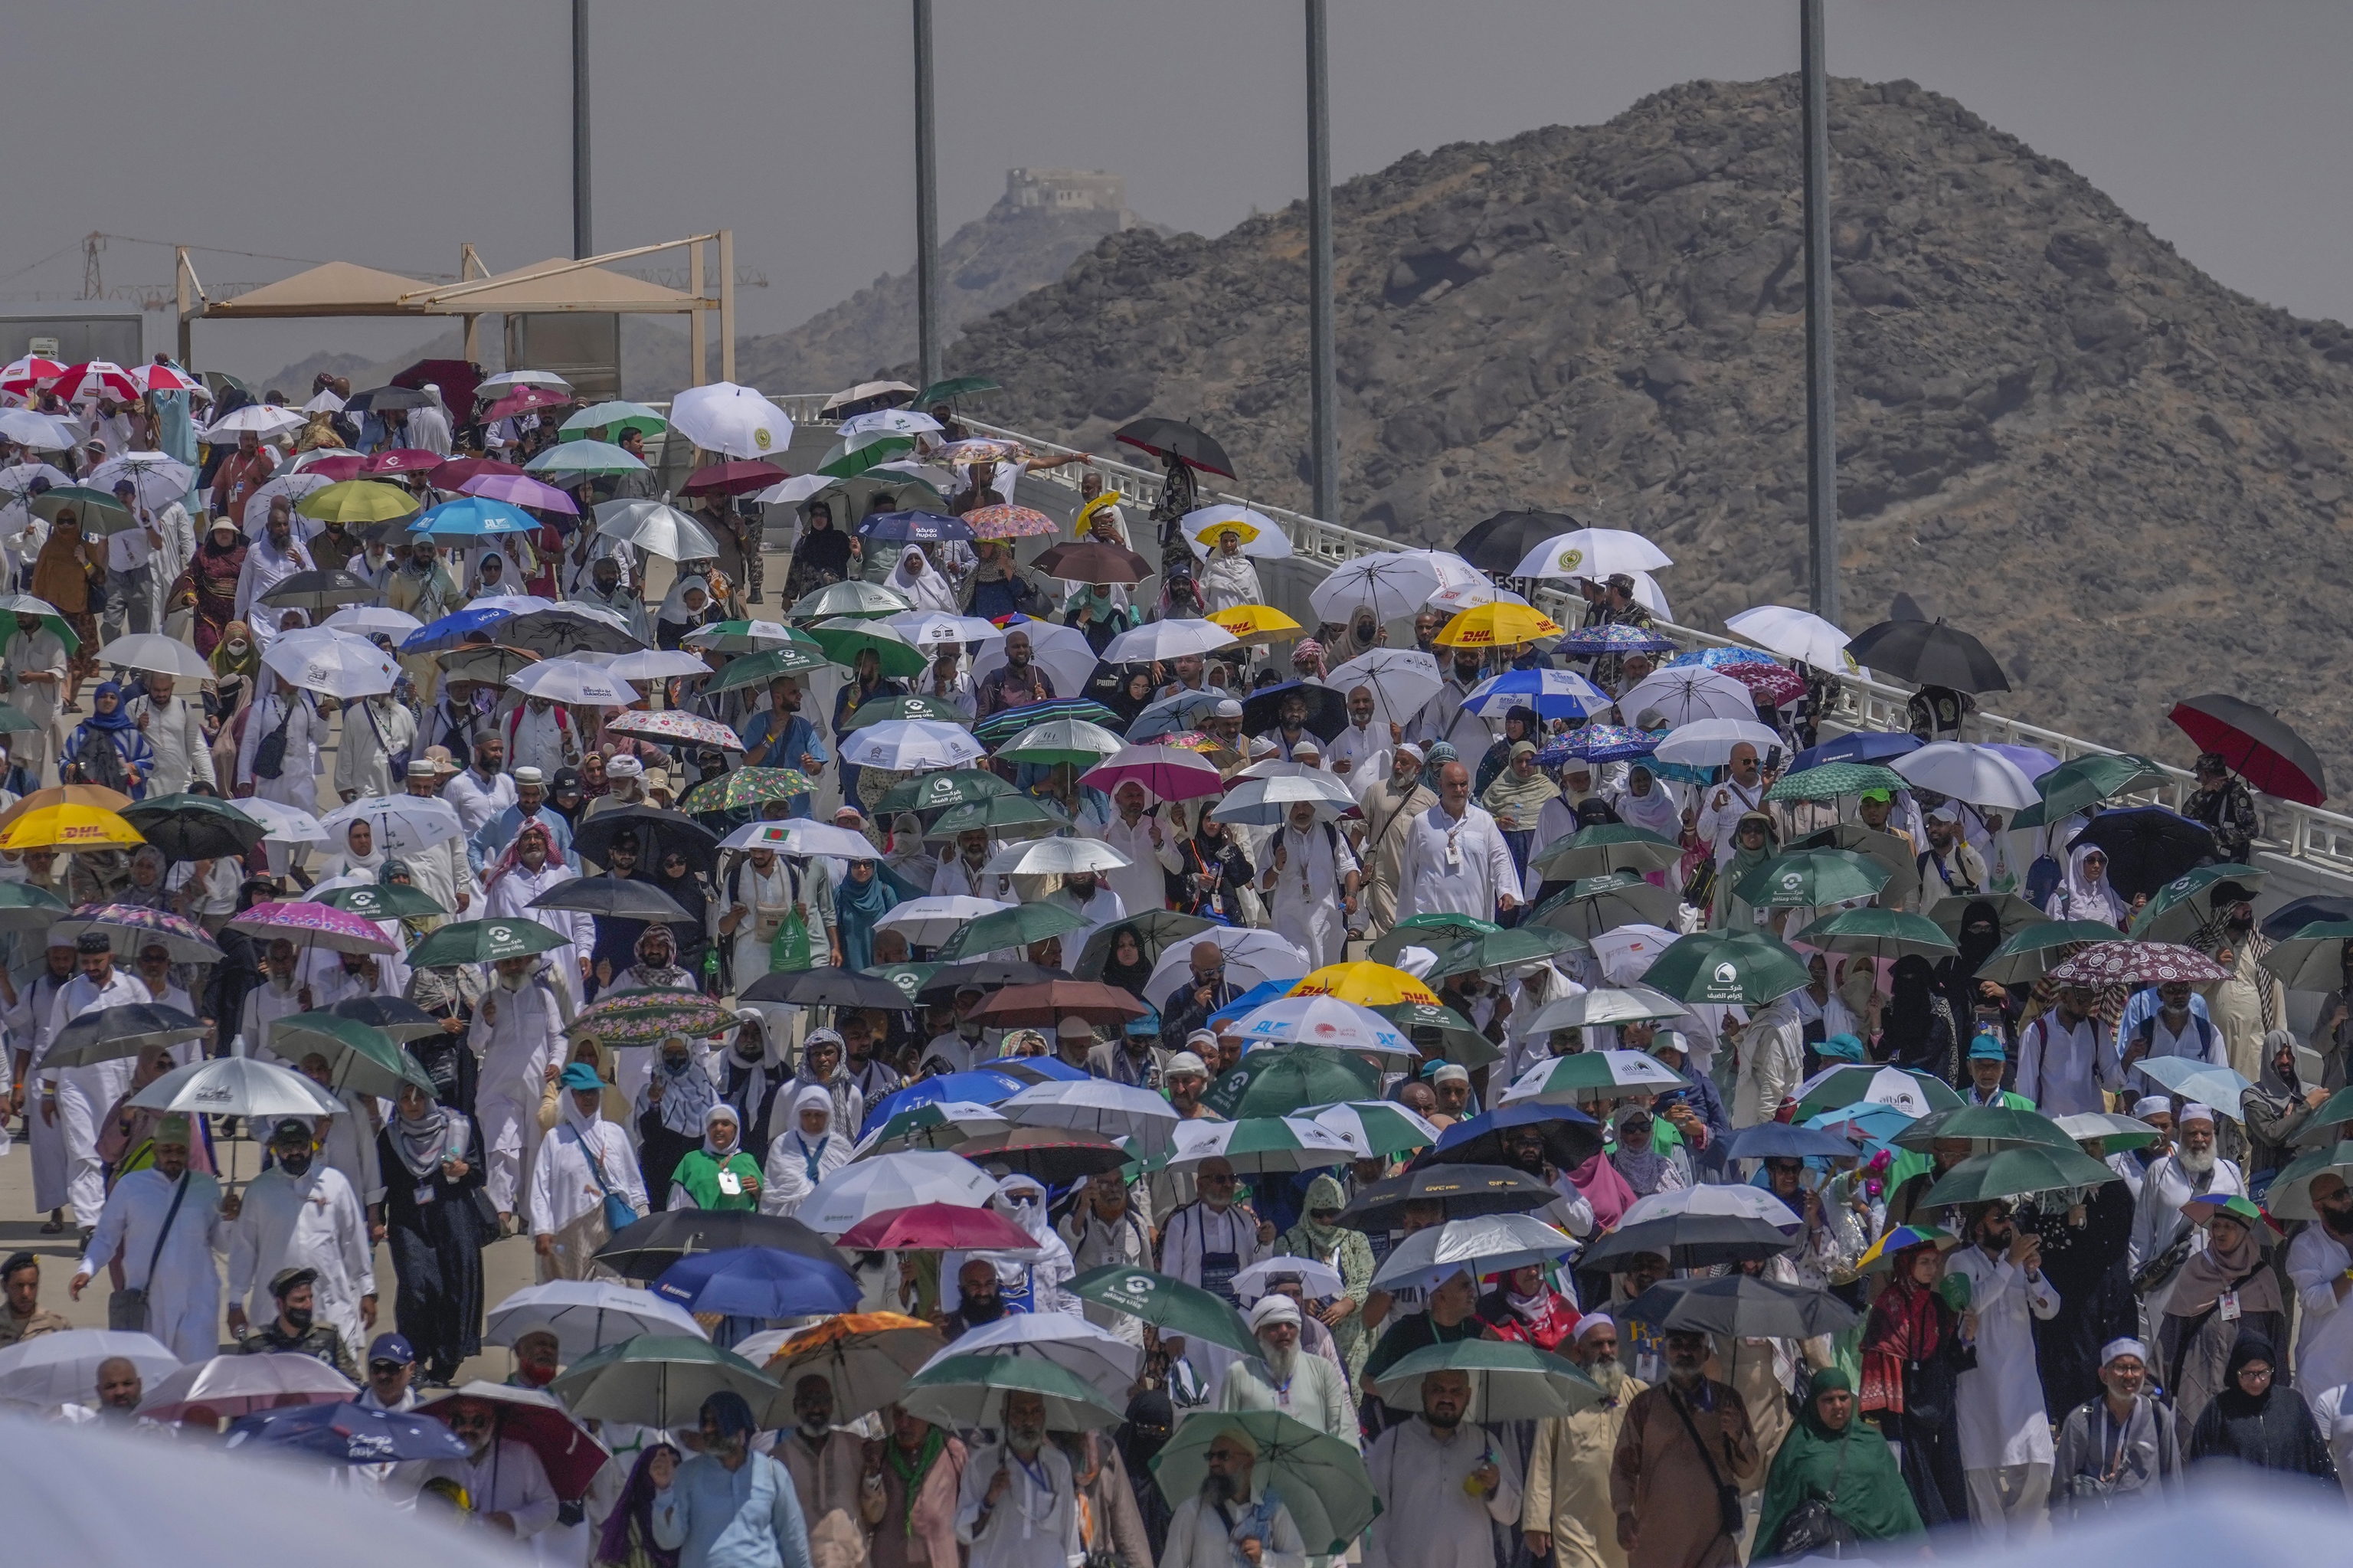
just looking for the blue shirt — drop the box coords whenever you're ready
[469,802,576,878]
[2116,984,2211,1049]
[651,1449,813,1568]
[740,712,829,819]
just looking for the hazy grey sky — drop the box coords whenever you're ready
[10,0,2348,384]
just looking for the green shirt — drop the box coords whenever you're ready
[669,1148,764,1212]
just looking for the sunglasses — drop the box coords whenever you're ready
[1198,1173,1237,1186]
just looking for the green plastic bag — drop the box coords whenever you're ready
[770,908,813,973]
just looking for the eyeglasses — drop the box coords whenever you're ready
[1198,1173,1237,1186]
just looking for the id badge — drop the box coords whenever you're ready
[415,1183,437,1206]
[2218,1290,2240,1322]
[717,1170,743,1196]
[1445,833,1464,869]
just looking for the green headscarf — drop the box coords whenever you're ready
[1712,810,1778,926]
[1752,1367,1924,1553]
[1298,1174,1348,1252]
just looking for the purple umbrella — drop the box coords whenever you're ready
[461,472,578,516]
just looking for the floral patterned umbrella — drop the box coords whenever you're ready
[681,768,813,815]
[2044,940,2231,987]
[568,988,737,1049]
[604,710,745,750]
[934,438,1026,466]
[226,900,401,955]
[1715,660,1808,705]
[1557,623,1677,656]
[961,504,1057,538]
[54,904,222,963]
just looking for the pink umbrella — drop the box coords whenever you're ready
[414,1382,610,1500]
[481,385,572,423]
[297,453,368,481]
[361,448,442,476]
[605,709,745,750]
[136,1353,356,1423]
[227,900,401,954]
[463,471,579,516]
[836,1202,1038,1252]
[1082,742,1226,802]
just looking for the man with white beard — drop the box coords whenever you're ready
[226,1117,376,1353]
[43,932,152,1234]
[1525,1316,1647,1568]
[1258,797,1360,968]
[471,951,569,1232]
[956,1388,1082,1568]
[2128,1102,2247,1294]
[1216,1293,1357,1448]
[1158,1426,1311,1568]
[483,820,593,1008]
[70,1114,224,1363]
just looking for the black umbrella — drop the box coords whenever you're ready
[1336,1165,1559,1234]
[953,1128,1130,1183]
[2265,895,2353,942]
[2066,807,2216,902]
[345,385,434,413]
[44,1003,208,1067]
[258,568,375,612]
[119,794,267,860]
[1453,510,1580,578]
[327,996,445,1043]
[530,876,692,922]
[738,967,915,1010]
[570,808,722,878]
[1844,619,2011,693]
[500,604,646,657]
[1240,681,1348,745]
[1618,1274,1860,1339]
[595,1209,847,1282]
[2169,692,2328,806]
[917,959,1065,1003]
[1111,417,1234,478]
[1579,1213,1798,1272]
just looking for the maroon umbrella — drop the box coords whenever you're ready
[951,1127,1131,1183]
[969,979,1151,1026]
[836,1202,1036,1252]
[430,455,525,490]
[414,1381,610,1500]
[2044,941,2231,987]
[299,453,368,482]
[2168,693,2327,806]
[391,358,483,423]
[360,447,442,476]
[683,460,788,498]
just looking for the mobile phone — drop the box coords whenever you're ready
[1765,745,1783,774]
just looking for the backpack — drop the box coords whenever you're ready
[75,729,128,791]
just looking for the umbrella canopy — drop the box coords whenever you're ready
[1720,1121,1868,1161]
[1844,618,2009,692]
[2067,807,2220,900]
[1618,667,1758,728]
[669,381,794,460]
[2261,919,2353,991]
[1311,1100,1442,1158]
[2261,1141,2353,1221]
[1530,824,1684,881]
[2170,692,2327,805]
[1517,984,1692,1035]
[1890,741,2040,810]
[2132,1055,2254,1109]
[1790,1064,1962,1121]
[1511,525,1674,580]
[566,989,738,1050]
[1641,928,1812,1006]
[1373,1338,1603,1422]
[934,904,1090,963]
[594,1209,846,1281]
[1149,1409,1376,1553]
[263,1011,433,1099]
[1894,1104,2076,1153]
[1462,667,1611,722]
[1724,605,1854,669]
[542,1338,779,1437]
[833,1202,1035,1252]
[592,499,721,561]
[2130,863,2268,944]
[129,1052,342,1120]
[404,916,573,968]
[799,1150,1000,1233]
[875,895,1012,949]
[1226,995,1416,1059]
[42,1003,210,1069]
[1434,602,1565,650]
[851,1103,1006,1158]
[0,882,67,934]
[1370,1212,1580,1291]
[1365,913,1503,965]
[1289,961,1437,1007]
[1579,1186,1801,1271]
[1374,1000,1503,1067]
[2015,751,2171,826]
[900,1353,1124,1433]
[1973,919,2125,985]
[1766,761,1908,804]
[1919,1145,2119,1206]
[761,1313,944,1421]
[1497,1050,1691,1108]
[98,631,213,681]
[53,904,221,964]
[136,1353,355,1423]
[739,964,921,1010]
[2045,940,2230,987]
[949,1126,1131,1183]
[1337,1166,1559,1233]
[1792,907,1957,962]
[1425,1101,1604,1170]
[1069,911,1216,981]
[1620,1275,1860,1339]
[483,1280,706,1362]
[1735,847,1891,908]
[225,1402,469,1465]
[837,719,987,772]
[1202,1046,1381,1120]
[0,803,142,852]
[1164,1115,1361,1176]
[653,1247,861,1320]
[1000,1078,1180,1154]
[1067,1267,1257,1357]
[1527,872,1683,941]
[978,836,1131,879]
[0,1328,179,1410]
[1425,925,1590,982]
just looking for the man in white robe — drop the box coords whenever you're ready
[125,674,214,795]
[1084,782,1182,921]
[234,676,326,840]
[483,825,592,1007]
[473,954,570,1225]
[530,1067,650,1280]
[242,938,316,1062]
[1946,1200,2060,1544]
[226,1117,377,1351]
[2,612,68,784]
[334,690,416,802]
[228,498,315,653]
[1363,1368,1524,1568]
[2127,1103,2246,1284]
[394,759,479,915]
[11,941,78,1224]
[1216,1293,1357,1448]
[1258,801,1360,969]
[1694,743,1770,866]
[70,1113,223,1363]
[2289,1174,2353,1417]
[1044,872,1126,962]
[1395,762,1522,923]
[44,934,153,1226]
[1324,685,1394,787]
[1412,650,1498,758]
[1730,991,1805,1128]
[2015,986,2125,1118]
[956,1390,1083,1568]
[405,1396,561,1542]
[1160,1426,1310,1568]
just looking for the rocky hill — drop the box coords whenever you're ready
[944,76,2353,794]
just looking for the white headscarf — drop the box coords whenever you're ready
[995,1173,1052,1246]
[888,546,957,614]
[762,1084,849,1216]
[2050,842,2126,926]
[636,1035,718,1138]
[658,573,715,627]
[1611,764,1681,836]
[701,1100,744,1160]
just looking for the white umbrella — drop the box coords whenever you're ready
[1231,1255,1346,1304]
[506,658,636,706]
[205,403,303,439]
[1164,1115,1362,1174]
[839,408,942,440]
[595,647,711,682]
[235,796,328,846]
[1511,527,1674,581]
[0,1329,179,1410]
[0,409,80,450]
[1229,995,1417,1059]
[1211,771,1358,827]
[1142,926,1311,1000]
[885,611,1004,652]
[239,472,332,538]
[1617,1184,1801,1230]
[1000,1078,1181,1156]
[594,499,722,561]
[321,604,423,640]
[484,1280,708,1362]
[1101,617,1239,665]
[260,627,398,699]
[97,632,211,680]
[879,895,1013,947]
[1182,504,1291,558]
[1370,1213,1580,1291]
[980,836,1132,877]
[684,618,797,651]
[1425,579,1530,614]
[1309,1102,1442,1160]
[1325,647,1442,729]
[669,381,795,460]
[1618,667,1756,727]
[1623,569,1674,620]
[0,461,72,499]
[1520,984,1694,1035]
[301,388,345,414]
[1891,741,2040,810]
[800,1150,999,1233]
[88,452,195,512]
[720,819,884,859]
[838,719,987,772]
[753,473,841,507]
[1726,605,1854,670]
[968,620,1096,700]
[129,1052,342,1120]
[1588,925,1679,984]
[921,1312,1142,1401]
[1311,549,1457,624]
[1650,718,1784,768]
[479,369,572,395]
[319,794,463,856]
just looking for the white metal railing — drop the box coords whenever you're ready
[722,396,2353,879]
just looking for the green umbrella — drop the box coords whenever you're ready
[0,881,67,931]
[311,883,447,921]
[1528,871,1680,940]
[915,375,1003,406]
[560,400,669,440]
[2262,920,2353,991]
[865,962,941,1002]
[685,620,820,655]
[1642,928,1812,1006]
[1073,912,1217,980]
[928,796,1069,840]
[1764,761,1907,804]
[550,1335,786,1429]
[787,581,913,620]
[32,485,136,534]
[970,699,1121,745]
[1502,1050,1690,1105]
[1923,892,2049,939]
[0,595,82,655]
[1972,919,2120,985]
[877,769,1019,814]
[817,433,917,479]
[899,1354,1124,1432]
[0,701,41,735]
[681,768,815,815]
[526,439,646,476]
[994,719,1126,766]
[1372,1338,1604,1421]
[933,902,1088,961]
[1919,1145,2119,1207]
[809,619,928,679]
[2262,1140,2353,1221]
[1733,847,1890,908]
[1150,1409,1378,1554]
[265,1010,434,1099]
[1425,925,1590,982]
[2013,752,2168,827]
[709,644,833,693]
[1893,1105,2076,1154]
[407,916,574,967]
[1366,914,1501,966]
[861,1101,998,1154]
[1203,1046,1379,1120]
[840,695,973,732]
[1376,1001,1504,1068]
[1529,823,1682,881]
[2131,863,2266,944]
[1792,908,1956,962]
[1068,1265,1256,1357]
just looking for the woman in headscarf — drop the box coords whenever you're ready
[169,516,250,658]
[759,1084,849,1219]
[376,1079,488,1385]
[653,574,717,651]
[888,545,958,616]
[1062,579,1129,656]
[1101,666,1156,730]
[466,545,522,601]
[2024,1134,2139,1422]
[648,843,714,987]
[1823,956,1882,1045]
[1474,1260,1580,1354]
[1116,1390,1176,1559]
[31,506,98,708]
[1097,926,1157,1006]
[1755,1369,1926,1558]
[205,622,260,745]
[633,1033,718,1210]
[1276,1172,1376,1384]
[1196,526,1262,615]
[881,813,938,893]
[783,500,853,602]
[1173,799,1254,921]
[1474,706,1541,798]
[62,681,155,797]
[1564,1144,1638,1234]
[595,1443,683,1568]
[1857,1238,1968,1528]
[2046,843,2128,928]
[1939,899,2015,1046]
[2185,1331,2337,1478]
[1712,809,1779,929]
[1481,739,1560,886]
[116,846,173,912]
[2160,1203,2285,1431]
[666,1102,764,1213]
[833,856,900,971]
[1877,954,1957,1082]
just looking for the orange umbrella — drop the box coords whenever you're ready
[764,1311,945,1419]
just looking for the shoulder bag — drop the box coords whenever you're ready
[109,1170,192,1334]
[252,696,296,781]
[1664,1383,1747,1545]
[571,1122,640,1237]
[1769,1432,1858,1559]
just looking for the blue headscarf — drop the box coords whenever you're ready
[85,681,135,732]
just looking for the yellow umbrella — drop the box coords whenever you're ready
[1434,602,1564,648]
[296,480,421,525]
[1208,604,1302,642]
[0,804,144,852]
[1289,961,1440,1008]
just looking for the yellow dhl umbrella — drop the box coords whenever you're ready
[0,803,144,851]
[1435,603,1564,648]
[1288,961,1440,1008]
[0,782,133,833]
[1207,604,1302,641]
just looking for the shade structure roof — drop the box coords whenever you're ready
[201,261,431,319]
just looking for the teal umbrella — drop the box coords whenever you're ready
[1973,919,2119,985]
[1366,914,1501,966]
[1150,1409,1378,1554]
[1529,823,1681,881]
[1067,1266,1255,1357]
[1919,1145,2119,1206]
[1376,1001,1503,1068]
[1792,908,1956,962]
[1426,925,1589,980]
[2262,920,2353,991]
[1527,871,1680,939]
[1893,1104,2075,1154]
[2014,752,2168,827]
[1764,761,1907,804]
[933,902,1087,961]
[1372,1338,1604,1421]
[1202,1046,1379,1120]
[876,769,1020,814]
[1642,928,1812,1006]
[900,1354,1123,1432]
[524,439,646,477]
[1733,847,1889,908]
[2131,863,2266,944]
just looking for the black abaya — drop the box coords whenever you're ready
[376,1118,489,1383]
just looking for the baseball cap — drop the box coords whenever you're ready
[1967,1032,2007,1062]
[368,1333,417,1367]
[560,1062,604,1092]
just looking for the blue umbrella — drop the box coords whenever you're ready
[399,601,528,655]
[2132,1055,2253,1111]
[1428,1100,1603,1170]
[1209,978,1297,1032]
[1722,1122,1863,1162]
[225,1401,470,1464]
[1538,725,1664,766]
[1127,688,1227,741]
[411,495,538,537]
[653,1246,861,1318]
[1790,731,1921,771]
[1665,646,1771,669]
[861,1069,1028,1136]
[858,509,974,544]
[1463,668,1611,722]
[1558,624,1676,656]
[972,1054,1091,1084]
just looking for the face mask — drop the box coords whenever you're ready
[278,1148,313,1177]
[663,1054,692,1076]
[227,640,250,656]
[282,1303,313,1333]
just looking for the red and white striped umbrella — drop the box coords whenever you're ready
[128,362,202,394]
[49,361,141,404]
[0,355,64,396]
